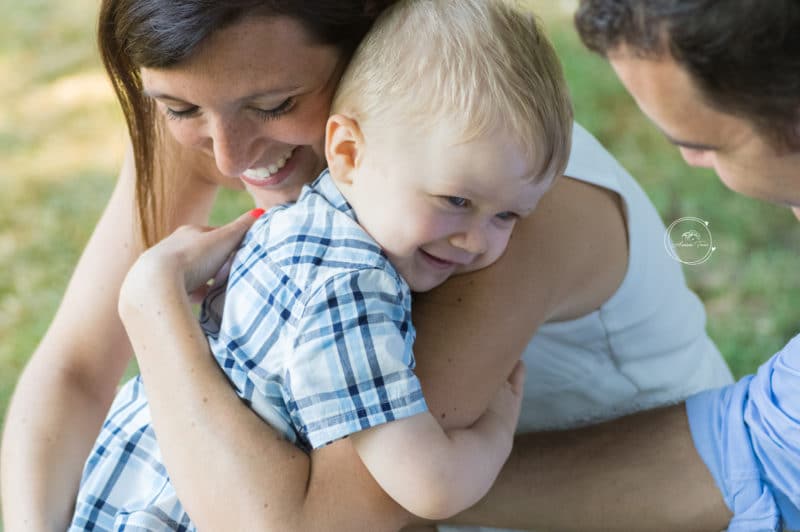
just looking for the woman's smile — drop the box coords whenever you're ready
[241,146,299,187]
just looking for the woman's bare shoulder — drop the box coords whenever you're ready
[529,175,628,321]
[410,175,627,426]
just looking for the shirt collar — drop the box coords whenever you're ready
[308,169,357,220]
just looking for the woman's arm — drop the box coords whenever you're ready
[124,174,636,531]
[1,150,141,531]
[0,143,219,532]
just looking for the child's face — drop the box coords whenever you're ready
[346,122,550,292]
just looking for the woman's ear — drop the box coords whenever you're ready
[325,114,364,186]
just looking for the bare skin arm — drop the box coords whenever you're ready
[1,150,140,531]
[123,174,686,531]
[0,141,220,532]
[450,404,732,532]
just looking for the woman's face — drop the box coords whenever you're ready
[140,15,345,207]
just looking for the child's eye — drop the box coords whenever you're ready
[495,211,519,222]
[444,196,470,208]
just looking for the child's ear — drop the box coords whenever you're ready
[325,113,364,185]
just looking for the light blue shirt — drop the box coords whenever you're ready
[687,333,800,531]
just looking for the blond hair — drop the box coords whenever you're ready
[332,0,573,184]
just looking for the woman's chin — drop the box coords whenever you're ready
[245,180,306,210]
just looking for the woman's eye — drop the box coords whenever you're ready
[253,97,296,121]
[165,106,200,120]
[495,211,519,222]
[444,196,470,208]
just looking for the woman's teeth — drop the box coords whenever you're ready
[243,148,296,179]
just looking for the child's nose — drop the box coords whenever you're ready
[450,225,488,256]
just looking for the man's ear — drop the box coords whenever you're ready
[325,113,364,186]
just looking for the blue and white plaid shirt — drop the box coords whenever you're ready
[69,171,428,530]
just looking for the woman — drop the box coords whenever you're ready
[0,1,732,530]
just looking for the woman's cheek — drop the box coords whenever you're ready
[164,120,199,148]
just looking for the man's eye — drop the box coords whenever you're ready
[444,196,470,208]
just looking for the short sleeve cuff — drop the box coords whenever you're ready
[686,380,781,531]
[299,370,428,449]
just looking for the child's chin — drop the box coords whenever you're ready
[408,276,448,293]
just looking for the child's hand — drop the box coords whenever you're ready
[486,360,526,435]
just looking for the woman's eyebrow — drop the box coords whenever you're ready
[142,86,303,103]
[142,90,187,103]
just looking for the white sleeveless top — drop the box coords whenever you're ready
[516,123,733,432]
[441,124,732,532]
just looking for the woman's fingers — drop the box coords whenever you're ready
[195,209,262,258]
[178,210,261,292]
[507,360,526,394]
[132,209,262,295]
[211,208,263,243]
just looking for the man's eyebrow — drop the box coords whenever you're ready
[663,133,721,152]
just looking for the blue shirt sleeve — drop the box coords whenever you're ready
[686,333,800,531]
[285,267,428,449]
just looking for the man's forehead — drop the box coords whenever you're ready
[609,51,744,146]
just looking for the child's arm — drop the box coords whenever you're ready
[351,361,525,520]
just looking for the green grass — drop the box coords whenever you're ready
[0,0,798,525]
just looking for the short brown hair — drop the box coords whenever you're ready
[575,0,800,151]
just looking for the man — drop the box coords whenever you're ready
[453,2,798,531]
[577,1,799,529]
[576,0,800,216]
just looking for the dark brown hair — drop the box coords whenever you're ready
[575,0,800,151]
[98,0,396,246]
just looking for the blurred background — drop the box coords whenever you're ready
[0,0,798,525]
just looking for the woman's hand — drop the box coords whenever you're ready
[119,208,263,309]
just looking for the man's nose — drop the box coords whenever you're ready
[679,146,715,169]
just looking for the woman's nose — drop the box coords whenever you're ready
[210,119,260,178]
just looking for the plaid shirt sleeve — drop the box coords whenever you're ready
[285,267,428,449]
